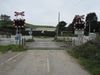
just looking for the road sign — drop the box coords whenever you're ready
[14,11,25,16]
[74,15,85,30]
[29,31,32,35]
[75,30,84,35]
[28,28,33,35]
[89,33,96,40]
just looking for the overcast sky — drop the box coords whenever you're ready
[0,0,100,26]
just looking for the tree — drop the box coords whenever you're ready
[0,14,13,27]
[57,21,67,35]
[97,21,100,33]
[0,14,10,21]
[0,14,13,33]
[85,12,98,33]
[66,16,78,34]
[67,23,74,34]
[86,12,97,22]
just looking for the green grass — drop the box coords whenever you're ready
[0,45,27,53]
[68,41,100,75]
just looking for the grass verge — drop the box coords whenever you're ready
[68,41,100,75]
[0,45,27,53]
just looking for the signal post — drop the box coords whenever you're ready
[13,11,25,45]
[74,15,85,45]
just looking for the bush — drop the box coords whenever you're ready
[71,41,99,59]
[68,41,100,75]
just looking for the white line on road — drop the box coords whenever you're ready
[47,57,50,72]
[0,52,23,65]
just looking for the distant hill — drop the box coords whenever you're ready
[25,23,56,28]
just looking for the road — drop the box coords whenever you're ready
[0,38,91,75]
[26,38,66,49]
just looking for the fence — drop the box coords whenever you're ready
[57,36,90,46]
[0,36,32,46]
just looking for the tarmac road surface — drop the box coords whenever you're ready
[0,38,91,75]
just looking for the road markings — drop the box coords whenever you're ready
[0,52,23,65]
[47,57,50,72]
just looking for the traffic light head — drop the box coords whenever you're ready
[13,19,25,28]
[74,21,85,30]
[74,15,85,30]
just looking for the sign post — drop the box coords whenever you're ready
[73,15,85,46]
[28,28,33,39]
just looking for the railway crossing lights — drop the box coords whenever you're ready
[13,11,25,45]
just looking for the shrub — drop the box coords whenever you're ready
[68,40,100,75]
[71,41,99,59]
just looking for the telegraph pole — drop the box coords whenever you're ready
[58,12,60,23]
[56,12,60,39]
